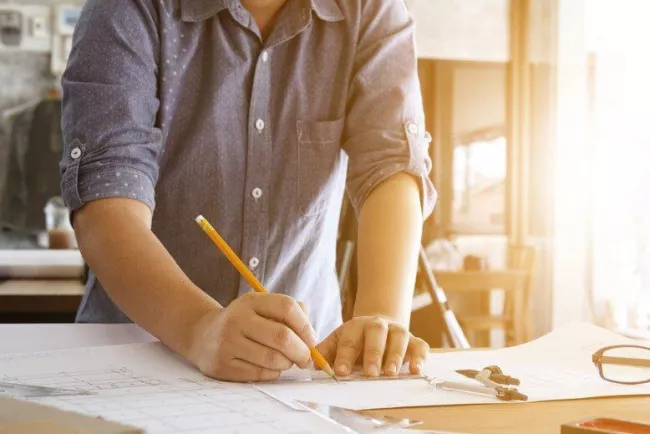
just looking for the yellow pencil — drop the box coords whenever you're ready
[195,215,337,380]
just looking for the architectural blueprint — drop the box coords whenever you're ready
[0,343,344,434]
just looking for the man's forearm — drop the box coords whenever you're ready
[73,198,220,359]
[354,173,423,325]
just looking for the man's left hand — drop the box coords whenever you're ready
[316,316,429,377]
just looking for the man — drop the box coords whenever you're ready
[60,0,437,382]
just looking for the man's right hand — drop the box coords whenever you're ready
[187,292,317,382]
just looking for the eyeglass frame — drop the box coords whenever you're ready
[592,345,650,385]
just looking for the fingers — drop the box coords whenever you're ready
[224,358,281,383]
[383,324,410,376]
[407,336,430,374]
[315,327,341,365]
[297,301,309,316]
[241,315,311,369]
[333,320,364,376]
[232,334,293,371]
[362,318,389,377]
[251,294,317,347]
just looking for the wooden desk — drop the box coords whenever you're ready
[371,397,650,434]
[369,346,650,433]
[0,279,84,314]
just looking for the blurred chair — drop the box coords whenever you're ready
[436,245,537,346]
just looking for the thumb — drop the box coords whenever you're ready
[315,327,341,365]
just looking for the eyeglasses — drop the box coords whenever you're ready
[592,345,650,385]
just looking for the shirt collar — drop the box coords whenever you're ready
[309,0,344,22]
[180,0,344,23]
[181,0,231,22]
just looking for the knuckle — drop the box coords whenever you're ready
[389,324,409,339]
[386,350,404,362]
[412,336,428,348]
[367,318,388,332]
[256,366,278,382]
[348,317,362,327]
[239,292,257,303]
[300,323,313,338]
[364,348,384,360]
[266,369,281,382]
[279,296,298,316]
[265,349,279,367]
[338,338,358,350]
[256,366,266,381]
[274,326,291,347]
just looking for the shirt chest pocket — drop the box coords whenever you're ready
[297,118,345,216]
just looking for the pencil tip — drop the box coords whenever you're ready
[322,364,338,381]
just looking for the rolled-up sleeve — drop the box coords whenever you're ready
[59,0,161,213]
[343,0,436,218]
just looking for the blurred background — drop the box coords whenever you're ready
[0,0,648,348]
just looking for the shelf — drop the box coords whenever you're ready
[0,250,84,279]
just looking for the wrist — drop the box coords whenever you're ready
[184,303,224,364]
[353,290,411,325]
[351,309,408,326]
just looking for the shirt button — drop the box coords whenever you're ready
[261,51,269,62]
[407,122,419,135]
[248,257,260,269]
[255,119,265,132]
[70,147,82,159]
[252,187,263,199]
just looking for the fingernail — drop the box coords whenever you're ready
[336,363,349,375]
[386,363,397,375]
[416,362,423,373]
[368,364,379,377]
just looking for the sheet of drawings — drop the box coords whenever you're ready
[258,322,650,410]
[0,321,648,430]
[0,343,344,434]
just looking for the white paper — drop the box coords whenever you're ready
[258,322,650,410]
[0,324,157,355]
[0,343,345,434]
[2,321,648,428]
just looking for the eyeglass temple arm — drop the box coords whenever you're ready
[600,355,650,368]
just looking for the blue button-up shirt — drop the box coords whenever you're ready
[60,0,436,339]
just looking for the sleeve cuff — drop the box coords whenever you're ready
[348,162,437,220]
[60,142,156,212]
[347,121,437,219]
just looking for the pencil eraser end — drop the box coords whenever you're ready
[195,215,204,223]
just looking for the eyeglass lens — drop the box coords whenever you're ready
[601,346,650,384]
